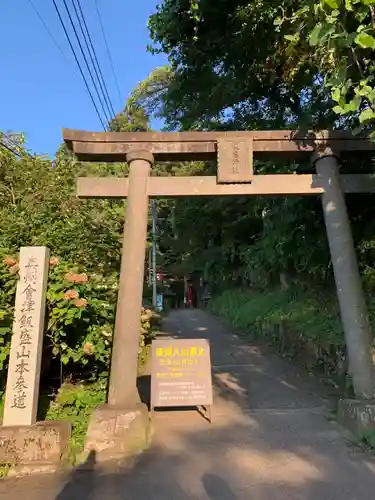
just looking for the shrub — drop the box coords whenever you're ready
[0,248,161,390]
[45,381,106,461]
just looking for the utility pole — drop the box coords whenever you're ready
[151,199,157,309]
[148,247,152,287]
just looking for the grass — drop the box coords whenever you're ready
[0,341,154,471]
[0,379,106,469]
[0,391,8,478]
[209,287,344,346]
[138,343,152,374]
[45,380,106,465]
[45,343,153,465]
[208,287,375,393]
[362,430,375,451]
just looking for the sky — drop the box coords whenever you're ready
[0,0,167,157]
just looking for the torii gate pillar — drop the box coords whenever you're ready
[313,149,374,399]
[108,150,154,407]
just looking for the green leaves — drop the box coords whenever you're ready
[285,33,300,42]
[0,243,159,388]
[359,107,375,123]
[309,23,323,45]
[324,0,341,8]
[271,0,375,134]
[309,22,335,46]
[61,355,70,366]
[355,32,375,49]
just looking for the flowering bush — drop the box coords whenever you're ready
[0,249,160,389]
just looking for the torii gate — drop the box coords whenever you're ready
[63,129,375,411]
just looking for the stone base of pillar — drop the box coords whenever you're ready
[83,403,151,463]
[337,398,375,441]
[0,420,71,476]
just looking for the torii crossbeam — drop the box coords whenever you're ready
[63,128,375,411]
[65,128,375,197]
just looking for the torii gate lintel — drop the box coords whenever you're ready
[62,128,375,160]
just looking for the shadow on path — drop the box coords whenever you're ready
[202,473,238,500]
[54,451,97,500]
[1,310,375,500]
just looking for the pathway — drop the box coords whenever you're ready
[1,309,375,499]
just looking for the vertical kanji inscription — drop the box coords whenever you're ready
[3,247,50,427]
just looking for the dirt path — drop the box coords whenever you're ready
[1,309,375,499]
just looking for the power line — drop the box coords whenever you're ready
[94,0,122,109]
[27,0,108,129]
[75,0,115,118]
[26,0,70,65]
[0,133,34,159]
[51,0,106,130]
[75,0,116,119]
[61,0,111,127]
[0,141,18,156]
[28,0,111,127]
[70,0,112,124]
[0,139,31,159]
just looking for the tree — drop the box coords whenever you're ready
[148,0,338,131]
[128,65,173,120]
[0,133,161,390]
[109,103,150,132]
[149,1,375,134]
[277,0,375,137]
[145,0,375,290]
[0,139,125,273]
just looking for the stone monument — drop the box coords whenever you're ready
[1,247,70,474]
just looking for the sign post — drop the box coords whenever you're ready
[150,338,213,422]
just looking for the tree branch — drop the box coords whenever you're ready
[370,6,375,32]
